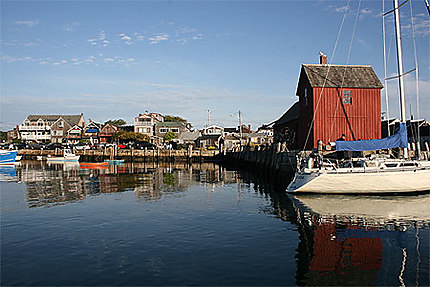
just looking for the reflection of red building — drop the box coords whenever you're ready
[310,223,382,272]
[304,221,382,285]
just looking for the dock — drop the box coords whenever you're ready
[223,144,299,172]
[17,148,220,163]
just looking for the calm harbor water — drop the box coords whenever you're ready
[1,161,429,286]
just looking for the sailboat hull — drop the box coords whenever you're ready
[287,168,430,194]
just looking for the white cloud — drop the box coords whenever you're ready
[24,42,40,47]
[2,41,20,46]
[335,5,350,13]
[134,33,145,41]
[2,39,42,47]
[88,31,110,47]
[1,78,286,129]
[192,34,203,40]
[15,20,39,27]
[63,22,81,32]
[1,55,44,63]
[119,33,132,45]
[1,53,137,67]
[410,18,430,36]
[148,34,169,44]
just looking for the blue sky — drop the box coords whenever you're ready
[1,0,429,131]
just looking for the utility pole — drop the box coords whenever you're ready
[207,109,211,127]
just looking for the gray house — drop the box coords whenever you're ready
[154,122,192,145]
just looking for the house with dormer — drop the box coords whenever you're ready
[18,114,85,143]
[100,123,120,143]
[66,125,83,144]
[82,122,102,144]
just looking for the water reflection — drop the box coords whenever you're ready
[13,161,242,208]
[0,165,18,182]
[289,194,429,286]
[3,161,429,286]
[239,169,429,286]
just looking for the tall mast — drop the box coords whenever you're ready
[382,0,390,135]
[393,0,408,157]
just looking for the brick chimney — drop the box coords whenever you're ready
[319,51,327,65]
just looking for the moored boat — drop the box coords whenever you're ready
[104,159,124,163]
[287,156,430,194]
[287,0,430,194]
[0,150,18,165]
[80,162,109,166]
[79,162,109,169]
[46,149,80,162]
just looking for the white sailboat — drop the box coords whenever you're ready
[287,0,430,194]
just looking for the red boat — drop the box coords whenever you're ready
[79,162,109,169]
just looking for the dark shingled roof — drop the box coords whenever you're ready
[302,64,383,89]
[27,115,83,126]
[273,102,299,127]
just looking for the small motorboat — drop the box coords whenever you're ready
[0,150,18,165]
[46,149,80,162]
[104,159,125,165]
[79,162,109,169]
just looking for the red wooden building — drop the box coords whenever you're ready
[275,60,383,150]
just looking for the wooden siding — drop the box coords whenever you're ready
[312,87,381,147]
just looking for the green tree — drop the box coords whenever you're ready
[0,131,7,142]
[163,131,177,142]
[163,172,177,186]
[164,115,192,128]
[113,131,150,142]
[105,119,127,126]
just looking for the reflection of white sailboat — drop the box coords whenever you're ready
[289,193,429,286]
[290,194,430,224]
[287,0,430,194]
[47,161,80,171]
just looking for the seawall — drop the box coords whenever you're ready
[17,148,220,163]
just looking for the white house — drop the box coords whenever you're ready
[134,112,164,137]
[18,114,85,143]
[201,125,224,135]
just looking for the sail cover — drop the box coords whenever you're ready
[335,123,408,151]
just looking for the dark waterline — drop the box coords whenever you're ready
[1,161,429,286]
